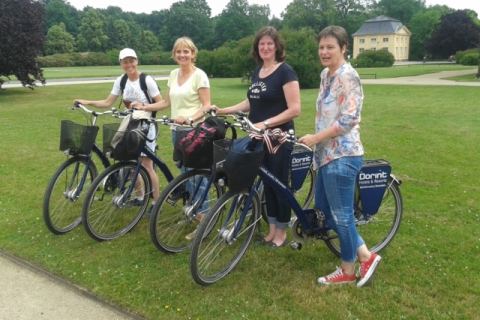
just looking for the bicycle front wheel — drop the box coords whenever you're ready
[190,190,261,286]
[82,162,151,241]
[325,177,403,256]
[43,156,97,234]
[150,169,223,253]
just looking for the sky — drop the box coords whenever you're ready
[67,0,480,18]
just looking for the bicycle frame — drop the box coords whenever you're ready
[67,145,111,200]
[113,144,174,205]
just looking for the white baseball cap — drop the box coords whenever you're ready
[119,48,137,61]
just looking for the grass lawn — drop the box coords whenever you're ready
[356,64,474,79]
[442,73,480,82]
[41,65,176,80]
[0,79,479,319]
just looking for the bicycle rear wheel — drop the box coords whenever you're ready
[150,169,223,253]
[43,156,97,234]
[324,177,403,256]
[82,162,151,241]
[190,190,261,285]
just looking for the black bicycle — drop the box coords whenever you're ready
[190,115,403,285]
[43,103,115,234]
[81,111,181,241]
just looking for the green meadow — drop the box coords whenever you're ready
[0,78,479,319]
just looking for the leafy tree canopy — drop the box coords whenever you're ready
[0,0,45,89]
[426,10,480,59]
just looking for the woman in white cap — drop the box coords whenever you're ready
[75,48,162,205]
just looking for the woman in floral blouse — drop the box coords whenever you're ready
[299,26,381,287]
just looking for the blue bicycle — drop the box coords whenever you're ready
[81,110,179,241]
[43,103,115,234]
[190,115,403,285]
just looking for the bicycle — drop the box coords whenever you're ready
[43,103,115,234]
[81,109,180,241]
[190,115,403,285]
[149,113,237,253]
[149,112,315,254]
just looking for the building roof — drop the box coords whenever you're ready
[353,15,406,36]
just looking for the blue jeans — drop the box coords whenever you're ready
[315,156,364,263]
[172,129,209,213]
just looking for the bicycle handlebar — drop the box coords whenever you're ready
[226,112,313,151]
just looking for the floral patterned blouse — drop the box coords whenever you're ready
[314,62,364,168]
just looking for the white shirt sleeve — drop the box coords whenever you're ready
[111,75,123,96]
[145,75,161,99]
[194,68,210,89]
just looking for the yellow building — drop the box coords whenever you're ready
[352,16,411,61]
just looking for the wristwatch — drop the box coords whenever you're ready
[263,120,270,128]
[188,117,193,125]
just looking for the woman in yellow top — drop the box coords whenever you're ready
[133,36,211,143]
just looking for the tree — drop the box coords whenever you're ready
[162,0,213,49]
[408,6,450,60]
[426,10,480,59]
[376,0,426,24]
[0,0,45,89]
[76,8,109,52]
[282,0,337,32]
[44,0,79,35]
[44,23,75,55]
[137,31,161,53]
[248,4,271,33]
[213,0,250,47]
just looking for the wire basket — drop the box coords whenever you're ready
[59,120,99,155]
[102,122,147,161]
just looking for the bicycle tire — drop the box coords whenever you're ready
[190,190,261,286]
[324,177,403,256]
[43,156,97,234]
[82,161,151,241]
[260,167,315,223]
[150,169,223,253]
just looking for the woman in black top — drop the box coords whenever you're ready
[215,26,301,247]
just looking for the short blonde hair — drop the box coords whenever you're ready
[171,37,198,63]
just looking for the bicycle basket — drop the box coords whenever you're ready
[59,120,99,155]
[213,139,232,172]
[224,137,264,193]
[103,121,148,161]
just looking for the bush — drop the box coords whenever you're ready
[354,50,395,68]
[281,28,322,89]
[455,48,480,66]
[141,51,174,65]
[37,52,111,67]
[37,53,74,67]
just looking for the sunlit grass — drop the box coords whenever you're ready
[0,79,479,319]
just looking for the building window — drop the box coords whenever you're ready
[372,48,376,51]
[383,38,389,43]
[371,38,376,43]
[382,47,388,51]
[359,38,365,44]
[359,48,365,53]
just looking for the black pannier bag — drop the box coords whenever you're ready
[223,137,265,193]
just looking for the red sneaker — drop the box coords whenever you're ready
[357,252,382,287]
[317,267,356,285]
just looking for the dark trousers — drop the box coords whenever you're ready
[262,143,292,225]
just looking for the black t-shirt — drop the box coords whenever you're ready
[247,63,298,131]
